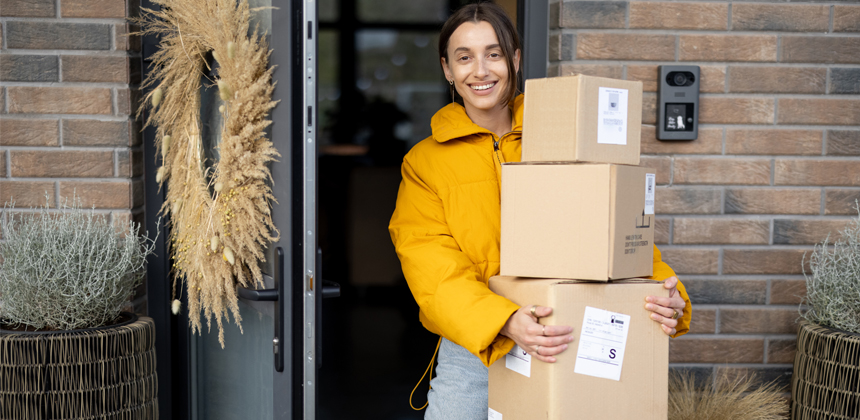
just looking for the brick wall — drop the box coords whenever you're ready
[0,0,145,311]
[548,0,860,386]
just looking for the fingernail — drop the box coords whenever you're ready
[645,303,654,310]
[650,314,659,321]
[568,336,574,343]
[646,297,654,303]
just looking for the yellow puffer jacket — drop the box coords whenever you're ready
[389,95,692,367]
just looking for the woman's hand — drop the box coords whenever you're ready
[499,305,574,363]
[645,276,686,336]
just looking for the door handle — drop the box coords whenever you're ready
[237,247,284,372]
[322,280,340,299]
[237,288,278,301]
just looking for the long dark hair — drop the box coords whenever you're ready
[438,2,522,105]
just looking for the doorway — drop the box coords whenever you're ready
[315,1,523,418]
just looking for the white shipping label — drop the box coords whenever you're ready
[505,344,531,377]
[574,306,631,381]
[644,173,656,215]
[488,407,503,420]
[596,87,629,145]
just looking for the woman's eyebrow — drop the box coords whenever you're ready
[453,43,501,54]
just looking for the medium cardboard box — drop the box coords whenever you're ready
[523,75,643,165]
[500,163,655,281]
[488,276,669,420]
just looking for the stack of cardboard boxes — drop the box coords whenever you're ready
[487,75,669,420]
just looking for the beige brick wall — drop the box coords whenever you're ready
[550,0,860,383]
[0,0,145,311]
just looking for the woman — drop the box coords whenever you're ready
[389,3,692,419]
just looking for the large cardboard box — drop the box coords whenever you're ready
[500,163,655,281]
[523,75,643,165]
[488,276,669,420]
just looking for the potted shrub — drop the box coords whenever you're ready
[792,208,860,419]
[0,198,159,419]
[668,370,788,420]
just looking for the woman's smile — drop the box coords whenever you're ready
[469,81,497,93]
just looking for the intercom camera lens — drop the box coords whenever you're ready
[673,73,687,86]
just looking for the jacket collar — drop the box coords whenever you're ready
[431,94,524,143]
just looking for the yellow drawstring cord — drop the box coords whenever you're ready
[410,337,442,411]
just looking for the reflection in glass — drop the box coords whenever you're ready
[319,0,338,22]
[357,0,447,23]
[356,30,446,149]
[196,300,274,419]
[319,30,340,146]
[200,57,224,176]
[248,0,272,34]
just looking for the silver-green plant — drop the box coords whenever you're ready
[0,198,158,331]
[801,205,860,334]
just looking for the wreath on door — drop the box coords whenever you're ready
[135,0,279,346]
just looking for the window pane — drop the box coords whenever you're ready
[248,0,272,34]
[357,0,448,23]
[356,30,447,149]
[319,0,338,22]
[318,30,339,146]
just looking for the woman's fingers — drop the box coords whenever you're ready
[661,324,676,336]
[503,304,577,363]
[532,332,575,347]
[645,302,678,320]
[662,276,679,292]
[646,294,685,310]
[527,322,573,337]
[530,305,553,320]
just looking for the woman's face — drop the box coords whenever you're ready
[442,21,520,114]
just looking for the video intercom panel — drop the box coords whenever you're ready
[657,65,700,141]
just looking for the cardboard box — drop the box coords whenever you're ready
[500,163,655,281]
[488,276,669,420]
[523,75,643,165]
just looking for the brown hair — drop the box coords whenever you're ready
[439,2,522,105]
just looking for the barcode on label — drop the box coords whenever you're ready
[603,118,623,126]
[644,173,656,215]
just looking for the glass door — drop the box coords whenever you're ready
[192,0,323,418]
[143,0,325,418]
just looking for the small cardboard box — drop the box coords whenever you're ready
[500,163,655,281]
[523,75,643,165]
[488,276,669,420]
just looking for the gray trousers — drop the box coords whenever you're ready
[425,338,489,420]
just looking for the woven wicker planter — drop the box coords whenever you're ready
[791,320,860,420]
[0,314,158,420]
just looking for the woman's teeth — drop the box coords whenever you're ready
[471,82,495,91]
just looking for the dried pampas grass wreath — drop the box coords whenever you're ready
[134,0,279,346]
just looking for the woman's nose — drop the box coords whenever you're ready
[475,58,490,78]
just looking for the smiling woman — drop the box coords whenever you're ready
[389,4,577,419]
[388,3,690,419]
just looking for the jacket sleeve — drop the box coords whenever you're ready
[648,245,692,338]
[389,159,520,367]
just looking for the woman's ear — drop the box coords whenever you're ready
[513,49,521,75]
[441,57,453,83]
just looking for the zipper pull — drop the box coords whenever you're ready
[493,140,499,151]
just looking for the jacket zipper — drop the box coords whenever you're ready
[492,135,504,166]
